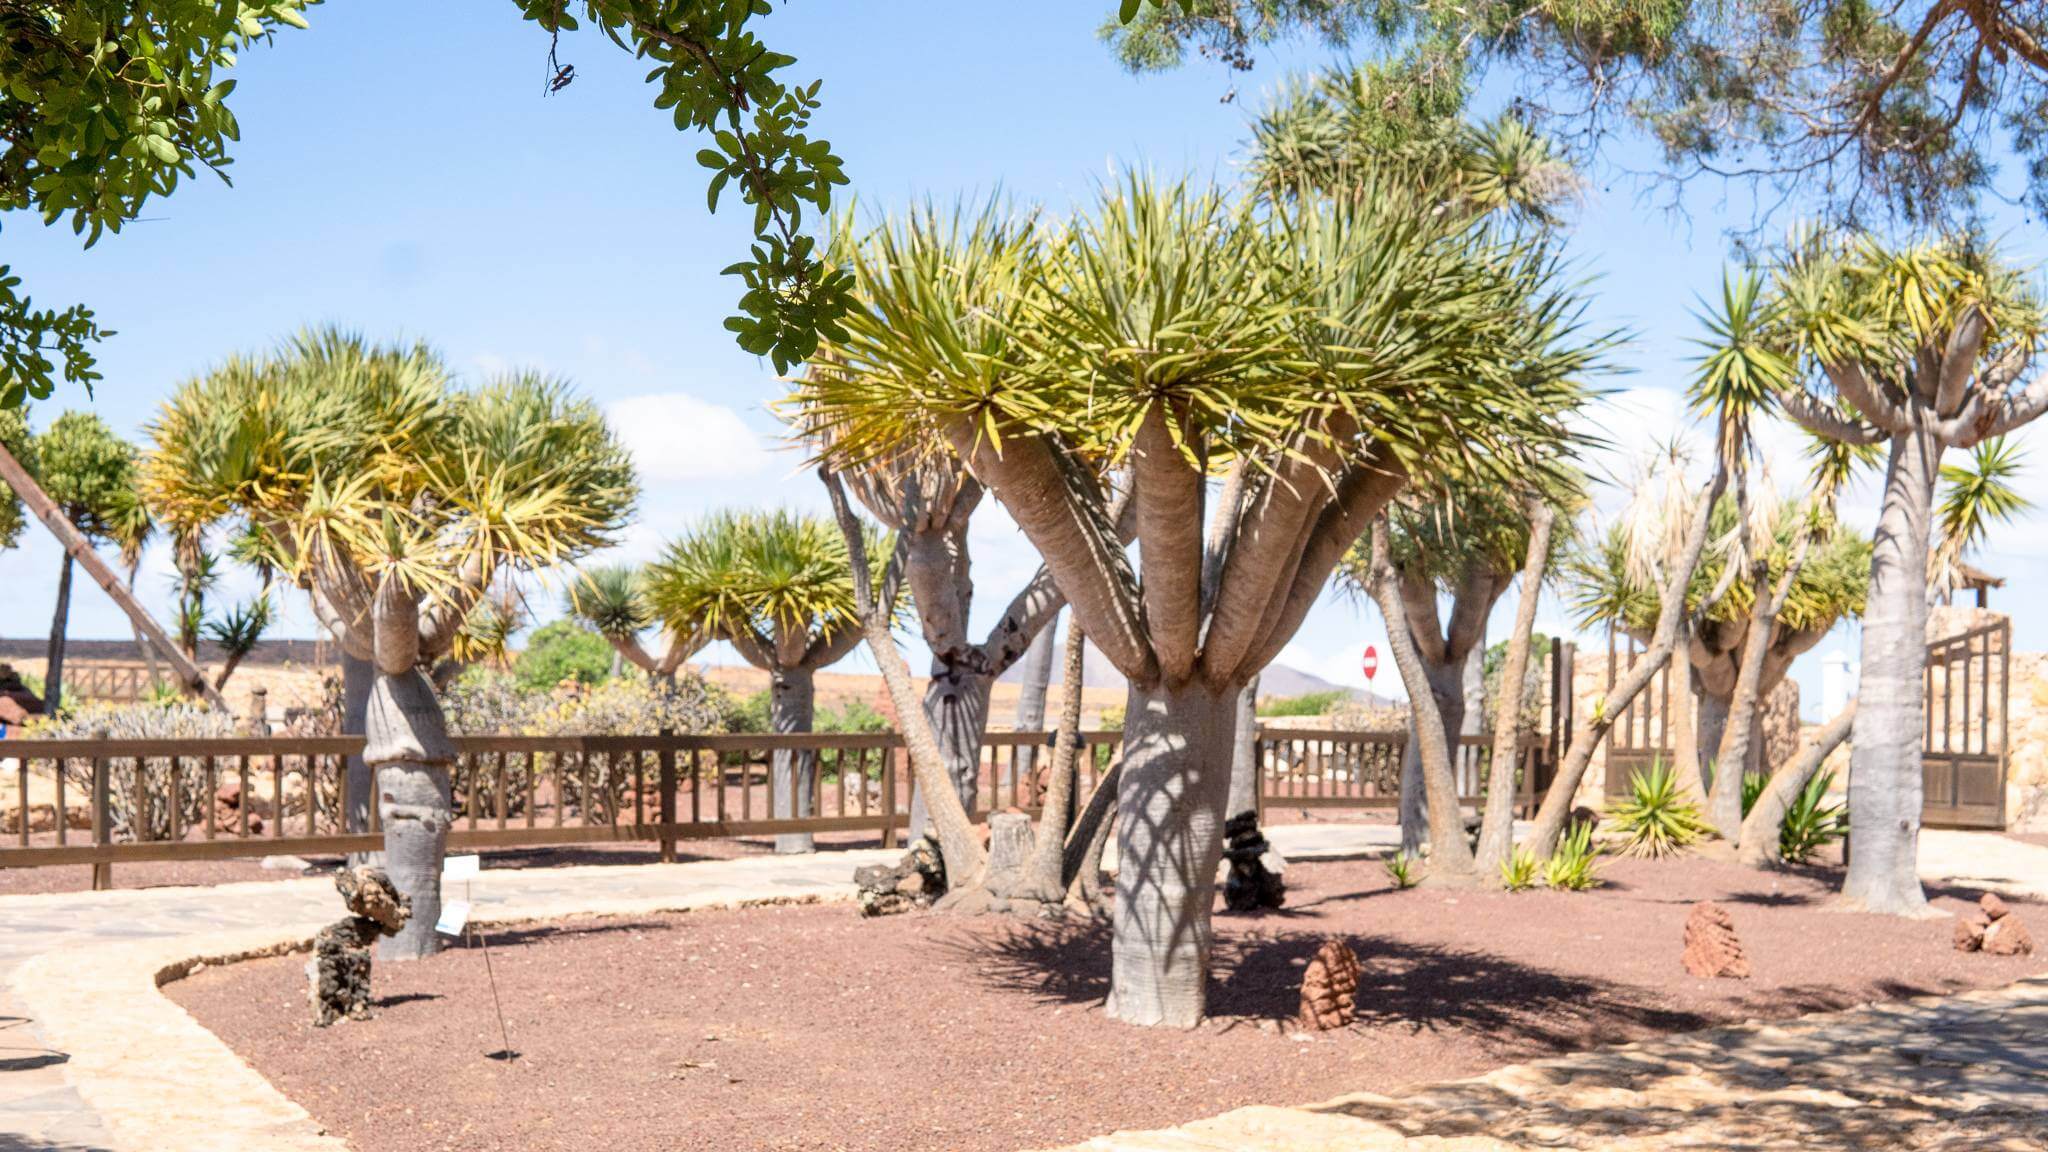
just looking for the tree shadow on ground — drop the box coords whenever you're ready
[940,920,1718,1054]
[1318,987,2048,1151]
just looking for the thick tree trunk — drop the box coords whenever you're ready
[1106,680,1237,1028]
[1475,502,1553,871]
[1738,703,1856,867]
[341,652,379,865]
[1226,674,1260,824]
[770,669,818,855]
[1841,427,1940,915]
[368,669,456,961]
[911,670,991,831]
[45,552,74,713]
[1668,630,1707,804]
[1011,615,1060,780]
[1696,691,1731,793]
[1396,660,1466,855]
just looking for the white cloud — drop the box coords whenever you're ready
[605,393,771,483]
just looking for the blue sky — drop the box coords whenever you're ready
[6,0,2047,713]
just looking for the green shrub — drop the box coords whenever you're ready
[722,689,772,734]
[1542,820,1603,891]
[1779,770,1849,863]
[1383,852,1418,889]
[513,620,615,692]
[1499,846,1540,891]
[1607,761,1712,858]
[1257,689,1348,717]
[817,697,891,733]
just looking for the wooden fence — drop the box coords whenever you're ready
[0,723,1560,880]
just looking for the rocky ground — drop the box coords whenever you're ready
[169,853,2043,1152]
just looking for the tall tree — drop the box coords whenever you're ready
[145,329,635,956]
[565,563,705,681]
[802,202,1071,833]
[1523,440,1730,859]
[33,412,139,712]
[644,508,885,854]
[799,174,1591,1027]
[1338,468,1580,871]
[1751,236,2045,914]
[1105,0,2048,229]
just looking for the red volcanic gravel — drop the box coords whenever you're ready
[168,855,2044,1152]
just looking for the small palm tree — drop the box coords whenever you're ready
[1336,464,1585,874]
[1933,436,2030,596]
[565,563,704,680]
[1738,236,2047,913]
[35,411,139,712]
[799,173,1595,1027]
[802,200,1068,832]
[645,509,889,854]
[145,328,635,956]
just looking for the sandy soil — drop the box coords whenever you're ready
[169,855,2043,1152]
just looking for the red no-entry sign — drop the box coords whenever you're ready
[1362,645,1379,682]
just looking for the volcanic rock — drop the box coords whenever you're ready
[1682,901,1751,979]
[1296,939,1362,1031]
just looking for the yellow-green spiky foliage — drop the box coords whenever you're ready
[790,171,1600,1028]
[1572,494,1870,639]
[1338,463,1583,598]
[143,328,636,664]
[644,508,887,673]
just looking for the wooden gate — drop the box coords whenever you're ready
[1922,618,2009,829]
[1603,632,1677,799]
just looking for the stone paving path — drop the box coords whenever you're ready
[1,829,2044,1152]
[0,850,892,1152]
[1054,976,2048,1150]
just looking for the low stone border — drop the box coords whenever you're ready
[9,869,879,1152]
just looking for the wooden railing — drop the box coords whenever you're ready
[1254,729,1552,813]
[0,724,1555,876]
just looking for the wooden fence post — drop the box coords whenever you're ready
[90,728,111,891]
[657,729,677,864]
[879,744,899,850]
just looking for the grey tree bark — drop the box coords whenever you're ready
[769,669,818,855]
[1226,674,1261,824]
[341,652,380,866]
[44,552,74,713]
[1474,499,1554,872]
[1105,679,1237,1028]
[366,668,455,961]
[1011,615,1060,782]
[1371,520,1477,876]
[1840,426,1940,914]
[1524,456,1727,858]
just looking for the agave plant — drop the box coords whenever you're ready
[1607,762,1713,859]
[1779,770,1849,864]
[1498,846,1540,891]
[1542,819,1603,891]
